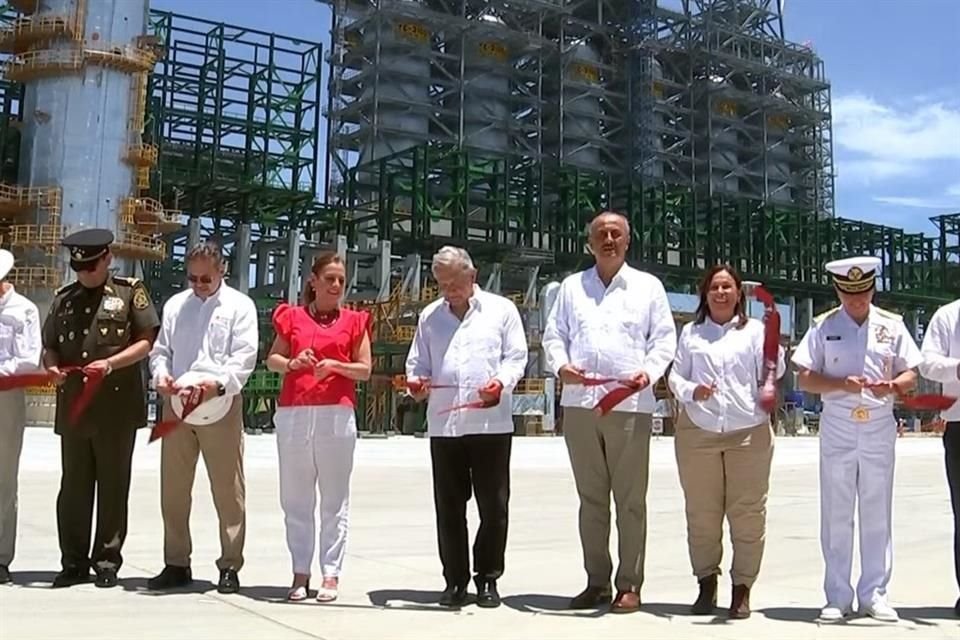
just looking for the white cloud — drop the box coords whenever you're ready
[833,94,960,163]
[948,182,960,197]
[873,195,960,209]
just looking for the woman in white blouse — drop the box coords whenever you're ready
[668,264,786,620]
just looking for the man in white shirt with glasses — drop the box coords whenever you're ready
[919,296,960,617]
[146,241,259,594]
[542,211,678,613]
[405,246,529,609]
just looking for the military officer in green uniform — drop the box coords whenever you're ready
[41,229,160,588]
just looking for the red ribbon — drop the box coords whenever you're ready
[753,285,781,413]
[0,366,105,426]
[437,387,503,415]
[149,386,205,443]
[594,380,643,416]
[896,393,957,411]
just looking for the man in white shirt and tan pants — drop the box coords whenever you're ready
[405,246,529,609]
[146,242,259,594]
[0,249,42,584]
[919,297,960,617]
[542,212,678,613]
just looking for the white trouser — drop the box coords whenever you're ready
[275,405,356,577]
[0,389,26,567]
[819,411,896,609]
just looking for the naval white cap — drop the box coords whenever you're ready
[825,256,881,294]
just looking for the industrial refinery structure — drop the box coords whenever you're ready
[0,0,957,434]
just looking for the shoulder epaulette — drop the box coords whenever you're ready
[874,307,903,321]
[54,281,77,296]
[112,276,140,286]
[813,306,840,325]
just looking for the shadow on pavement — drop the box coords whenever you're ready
[367,588,473,612]
[123,577,216,595]
[502,593,606,618]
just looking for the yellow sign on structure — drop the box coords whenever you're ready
[395,22,429,44]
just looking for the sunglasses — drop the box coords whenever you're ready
[187,274,214,284]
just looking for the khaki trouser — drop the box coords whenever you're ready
[0,390,26,567]
[160,397,245,571]
[563,407,652,592]
[674,411,773,588]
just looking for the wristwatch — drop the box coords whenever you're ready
[216,381,226,396]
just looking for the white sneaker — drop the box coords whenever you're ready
[860,601,899,622]
[819,604,852,622]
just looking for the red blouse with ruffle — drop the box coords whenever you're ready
[272,303,372,408]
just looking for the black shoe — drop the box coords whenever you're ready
[147,565,193,591]
[0,565,10,584]
[475,577,501,608]
[570,584,613,609]
[692,575,718,615]
[52,567,91,589]
[438,584,468,607]
[217,568,239,594]
[94,568,118,588]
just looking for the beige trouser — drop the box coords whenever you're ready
[160,397,245,571]
[0,390,26,567]
[563,407,652,592]
[674,411,773,588]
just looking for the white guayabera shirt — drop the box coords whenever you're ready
[405,286,529,438]
[542,263,677,414]
[149,283,260,397]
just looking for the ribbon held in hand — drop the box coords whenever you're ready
[0,366,105,427]
[149,386,204,443]
[594,380,643,417]
[437,381,504,415]
[897,394,957,412]
[750,283,780,413]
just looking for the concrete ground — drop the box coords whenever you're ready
[1,429,958,640]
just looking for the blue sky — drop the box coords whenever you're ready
[154,0,960,237]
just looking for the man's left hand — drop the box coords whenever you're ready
[630,371,651,390]
[479,379,504,403]
[178,380,220,402]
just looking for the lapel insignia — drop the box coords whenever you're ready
[132,286,150,311]
[100,326,109,337]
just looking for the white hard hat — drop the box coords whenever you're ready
[170,370,232,426]
[0,249,14,281]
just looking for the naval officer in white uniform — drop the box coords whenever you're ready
[791,256,923,623]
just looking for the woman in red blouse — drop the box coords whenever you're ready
[266,252,372,603]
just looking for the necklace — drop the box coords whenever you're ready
[309,303,340,328]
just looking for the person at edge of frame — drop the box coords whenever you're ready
[541,211,678,614]
[0,248,43,585]
[41,228,161,589]
[918,295,960,618]
[791,256,922,624]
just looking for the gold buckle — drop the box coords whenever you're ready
[851,406,870,422]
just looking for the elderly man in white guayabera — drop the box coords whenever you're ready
[918,296,960,618]
[405,246,528,609]
[542,211,677,614]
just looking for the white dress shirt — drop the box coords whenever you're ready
[919,298,960,422]
[669,317,786,433]
[541,264,677,414]
[405,286,529,437]
[0,285,42,376]
[791,305,923,422]
[149,283,259,397]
